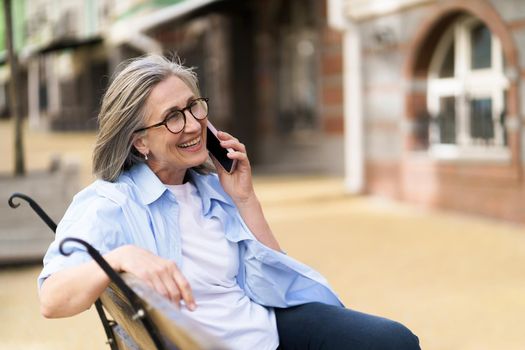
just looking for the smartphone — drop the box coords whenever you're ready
[207,121,237,173]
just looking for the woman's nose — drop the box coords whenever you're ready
[184,111,202,133]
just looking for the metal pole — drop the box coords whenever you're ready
[3,0,25,176]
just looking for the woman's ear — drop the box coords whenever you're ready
[132,133,148,157]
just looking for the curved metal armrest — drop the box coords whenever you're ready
[9,193,119,349]
[59,237,166,350]
[8,192,57,232]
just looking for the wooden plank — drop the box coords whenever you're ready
[100,273,228,350]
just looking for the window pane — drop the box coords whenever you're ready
[470,98,493,142]
[471,23,492,69]
[438,97,456,144]
[439,41,455,78]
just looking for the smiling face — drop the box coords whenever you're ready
[133,75,208,185]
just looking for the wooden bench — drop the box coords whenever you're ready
[9,193,227,350]
[102,273,225,350]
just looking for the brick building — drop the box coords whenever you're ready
[330,0,525,223]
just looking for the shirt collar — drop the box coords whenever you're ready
[127,163,233,210]
[128,163,167,205]
[190,170,234,214]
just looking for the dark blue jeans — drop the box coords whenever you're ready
[275,302,420,350]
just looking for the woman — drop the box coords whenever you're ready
[39,54,419,349]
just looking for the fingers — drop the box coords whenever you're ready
[217,131,249,166]
[148,274,178,304]
[154,265,182,305]
[217,131,246,153]
[226,150,248,163]
[172,269,196,310]
[216,130,235,141]
[149,261,195,310]
[115,246,195,310]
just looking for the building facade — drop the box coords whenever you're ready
[330,0,525,222]
[1,0,345,173]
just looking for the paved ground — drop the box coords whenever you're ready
[1,120,525,349]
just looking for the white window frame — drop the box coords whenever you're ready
[427,16,509,161]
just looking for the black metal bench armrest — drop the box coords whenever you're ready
[8,192,57,232]
[8,192,118,349]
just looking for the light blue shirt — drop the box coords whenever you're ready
[39,163,343,308]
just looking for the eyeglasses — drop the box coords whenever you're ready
[134,97,209,134]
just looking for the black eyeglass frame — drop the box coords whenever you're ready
[134,97,209,134]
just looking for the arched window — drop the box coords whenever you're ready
[427,16,509,159]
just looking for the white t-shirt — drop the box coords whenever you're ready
[166,182,279,350]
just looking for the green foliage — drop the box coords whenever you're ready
[0,0,26,55]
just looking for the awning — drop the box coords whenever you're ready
[108,0,222,51]
[17,36,103,62]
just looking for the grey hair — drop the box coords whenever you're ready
[92,54,211,182]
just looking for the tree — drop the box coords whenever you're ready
[3,0,25,175]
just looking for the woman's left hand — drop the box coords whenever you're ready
[211,130,256,205]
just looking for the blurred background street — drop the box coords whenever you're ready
[2,121,525,349]
[2,0,525,349]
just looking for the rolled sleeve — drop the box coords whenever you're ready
[38,194,126,289]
